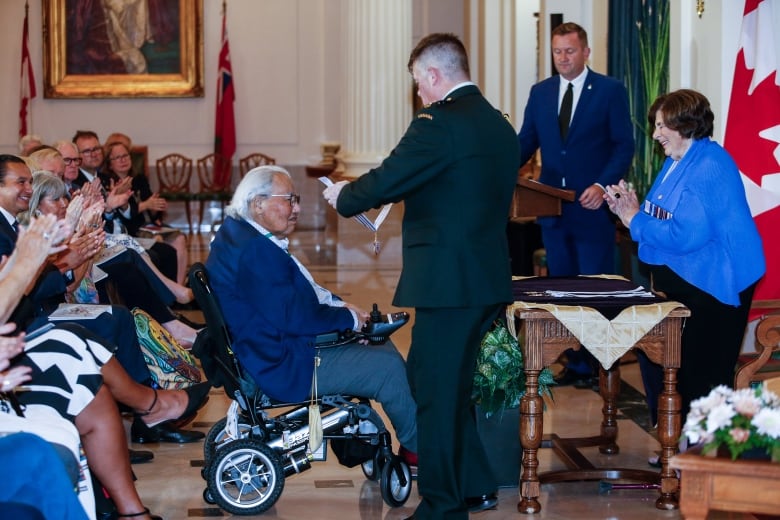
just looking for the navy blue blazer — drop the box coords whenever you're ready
[205,216,354,402]
[517,68,634,238]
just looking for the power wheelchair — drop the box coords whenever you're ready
[188,262,414,515]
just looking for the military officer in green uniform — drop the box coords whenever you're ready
[323,33,520,519]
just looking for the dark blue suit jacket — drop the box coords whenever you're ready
[205,216,354,402]
[517,68,634,239]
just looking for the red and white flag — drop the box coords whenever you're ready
[724,0,780,317]
[214,2,236,188]
[19,1,36,139]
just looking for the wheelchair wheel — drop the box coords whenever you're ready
[208,438,285,515]
[202,487,216,504]
[361,449,382,481]
[379,458,412,507]
[203,417,253,467]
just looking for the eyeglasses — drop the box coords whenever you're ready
[62,157,82,166]
[267,193,301,207]
[110,153,130,162]
[79,146,103,156]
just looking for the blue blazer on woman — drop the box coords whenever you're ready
[205,216,354,402]
[631,137,765,306]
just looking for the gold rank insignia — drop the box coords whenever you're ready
[417,113,433,120]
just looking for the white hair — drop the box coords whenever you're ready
[226,165,292,220]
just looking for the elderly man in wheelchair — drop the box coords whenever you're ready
[194,165,417,515]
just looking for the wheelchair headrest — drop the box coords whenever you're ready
[188,262,244,394]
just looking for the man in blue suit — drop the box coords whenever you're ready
[517,22,634,384]
[205,166,417,463]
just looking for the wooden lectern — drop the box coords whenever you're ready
[510,176,575,220]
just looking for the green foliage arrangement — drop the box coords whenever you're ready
[626,0,670,200]
[473,320,555,419]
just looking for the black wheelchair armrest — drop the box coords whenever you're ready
[314,304,410,348]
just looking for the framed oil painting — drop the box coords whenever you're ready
[43,0,204,98]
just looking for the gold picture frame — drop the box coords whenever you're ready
[43,0,204,98]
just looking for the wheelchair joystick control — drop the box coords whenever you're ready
[370,303,382,323]
[361,304,410,344]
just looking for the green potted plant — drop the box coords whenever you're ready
[473,319,555,486]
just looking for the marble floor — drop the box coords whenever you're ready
[131,183,769,520]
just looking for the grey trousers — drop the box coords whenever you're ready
[315,339,417,452]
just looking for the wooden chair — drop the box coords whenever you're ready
[130,145,148,178]
[196,153,233,233]
[735,307,780,389]
[155,153,195,234]
[238,152,276,178]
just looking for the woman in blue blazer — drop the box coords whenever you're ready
[606,89,765,417]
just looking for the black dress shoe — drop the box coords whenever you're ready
[128,448,154,464]
[131,417,205,444]
[466,493,498,513]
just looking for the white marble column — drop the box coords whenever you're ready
[340,0,412,178]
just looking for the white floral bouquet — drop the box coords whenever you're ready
[682,385,780,461]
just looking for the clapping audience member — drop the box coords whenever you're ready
[53,140,84,196]
[104,139,189,285]
[73,131,180,284]
[0,155,208,445]
[604,89,765,421]
[19,172,198,347]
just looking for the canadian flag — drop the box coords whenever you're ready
[724,0,780,318]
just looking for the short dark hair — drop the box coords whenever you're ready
[0,154,27,183]
[72,130,99,143]
[551,22,588,48]
[647,89,714,139]
[407,32,470,78]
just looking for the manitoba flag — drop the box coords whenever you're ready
[19,1,36,139]
[214,4,236,187]
[724,0,780,317]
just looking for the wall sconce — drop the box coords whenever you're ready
[696,0,705,18]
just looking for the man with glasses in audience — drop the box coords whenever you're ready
[54,140,84,196]
[72,130,104,188]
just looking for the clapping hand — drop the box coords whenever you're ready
[139,192,168,213]
[604,180,639,227]
[0,323,32,391]
[105,177,133,212]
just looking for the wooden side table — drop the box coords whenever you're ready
[670,448,780,519]
[514,306,690,514]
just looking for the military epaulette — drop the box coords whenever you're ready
[417,112,433,120]
[432,96,454,107]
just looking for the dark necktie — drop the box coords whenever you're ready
[11,219,19,234]
[559,82,573,140]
